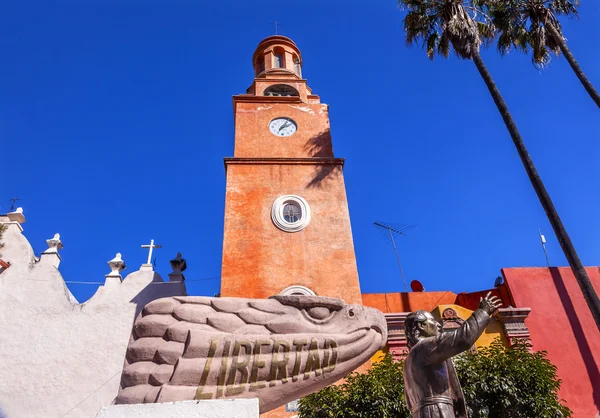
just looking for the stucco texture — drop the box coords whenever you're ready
[221,93,361,306]
[362,292,458,313]
[503,267,600,418]
[0,219,186,418]
[96,398,259,418]
[221,162,361,305]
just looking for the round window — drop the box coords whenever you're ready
[282,202,301,223]
[272,195,311,232]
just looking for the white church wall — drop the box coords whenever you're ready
[0,211,187,418]
[96,399,260,418]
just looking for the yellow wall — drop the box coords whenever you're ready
[372,304,507,363]
[371,345,389,363]
[431,304,507,348]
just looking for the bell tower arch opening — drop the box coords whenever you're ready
[272,46,285,69]
[293,54,302,77]
[264,84,299,97]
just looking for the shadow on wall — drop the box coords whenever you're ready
[549,268,600,411]
[304,129,333,158]
[401,292,411,313]
[129,280,185,319]
[304,129,342,189]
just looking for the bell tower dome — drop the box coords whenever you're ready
[220,36,362,309]
[244,35,319,104]
[252,35,303,79]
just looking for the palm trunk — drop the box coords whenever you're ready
[545,21,600,108]
[471,49,600,330]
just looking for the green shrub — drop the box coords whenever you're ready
[298,339,571,418]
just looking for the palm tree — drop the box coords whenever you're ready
[399,0,600,330]
[489,0,600,108]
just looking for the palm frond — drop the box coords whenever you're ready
[438,32,451,57]
[426,33,438,59]
[400,0,492,61]
[530,22,552,68]
[477,21,496,47]
[549,0,579,17]
[497,31,514,55]
[488,0,577,68]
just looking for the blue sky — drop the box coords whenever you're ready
[1,0,599,303]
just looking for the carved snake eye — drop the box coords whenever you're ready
[307,306,330,320]
[348,308,356,318]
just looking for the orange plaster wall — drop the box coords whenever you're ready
[263,405,294,418]
[220,162,362,305]
[362,291,458,313]
[233,101,332,158]
[503,267,600,418]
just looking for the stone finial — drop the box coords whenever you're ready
[40,233,63,268]
[43,233,64,254]
[7,207,26,224]
[170,252,187,273]
[107,253,126,277]
[168,252,186,282]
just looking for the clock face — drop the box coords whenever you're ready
[269,117,297,137]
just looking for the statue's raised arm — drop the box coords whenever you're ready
[403,292,502,418]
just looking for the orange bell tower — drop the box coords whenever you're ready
[220,35,362,306]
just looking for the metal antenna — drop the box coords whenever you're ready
[539,228,550,267]
[9,198,21,212]
[373,222,415,292]
[274,20,279,35]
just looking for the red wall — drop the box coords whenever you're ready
[503,267,600,418]
[455,286,512,311]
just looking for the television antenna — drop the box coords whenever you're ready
[538,228,550,267]
[373,222,415,292]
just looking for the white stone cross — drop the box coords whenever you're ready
[141,239,162,265]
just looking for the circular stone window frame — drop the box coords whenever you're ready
[279,285,316,296]
[271,195,311,233]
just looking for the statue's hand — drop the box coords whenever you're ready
[479,291,502,316]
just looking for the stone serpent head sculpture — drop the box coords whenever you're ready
[116,295,387,413]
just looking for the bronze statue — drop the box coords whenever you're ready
[403,292,502,417]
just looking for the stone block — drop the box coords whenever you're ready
[115,295,387,413]
[96,399,260,418]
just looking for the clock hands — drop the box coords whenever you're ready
[278,119,291,133]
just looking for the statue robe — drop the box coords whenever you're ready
[403,309,492,418]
